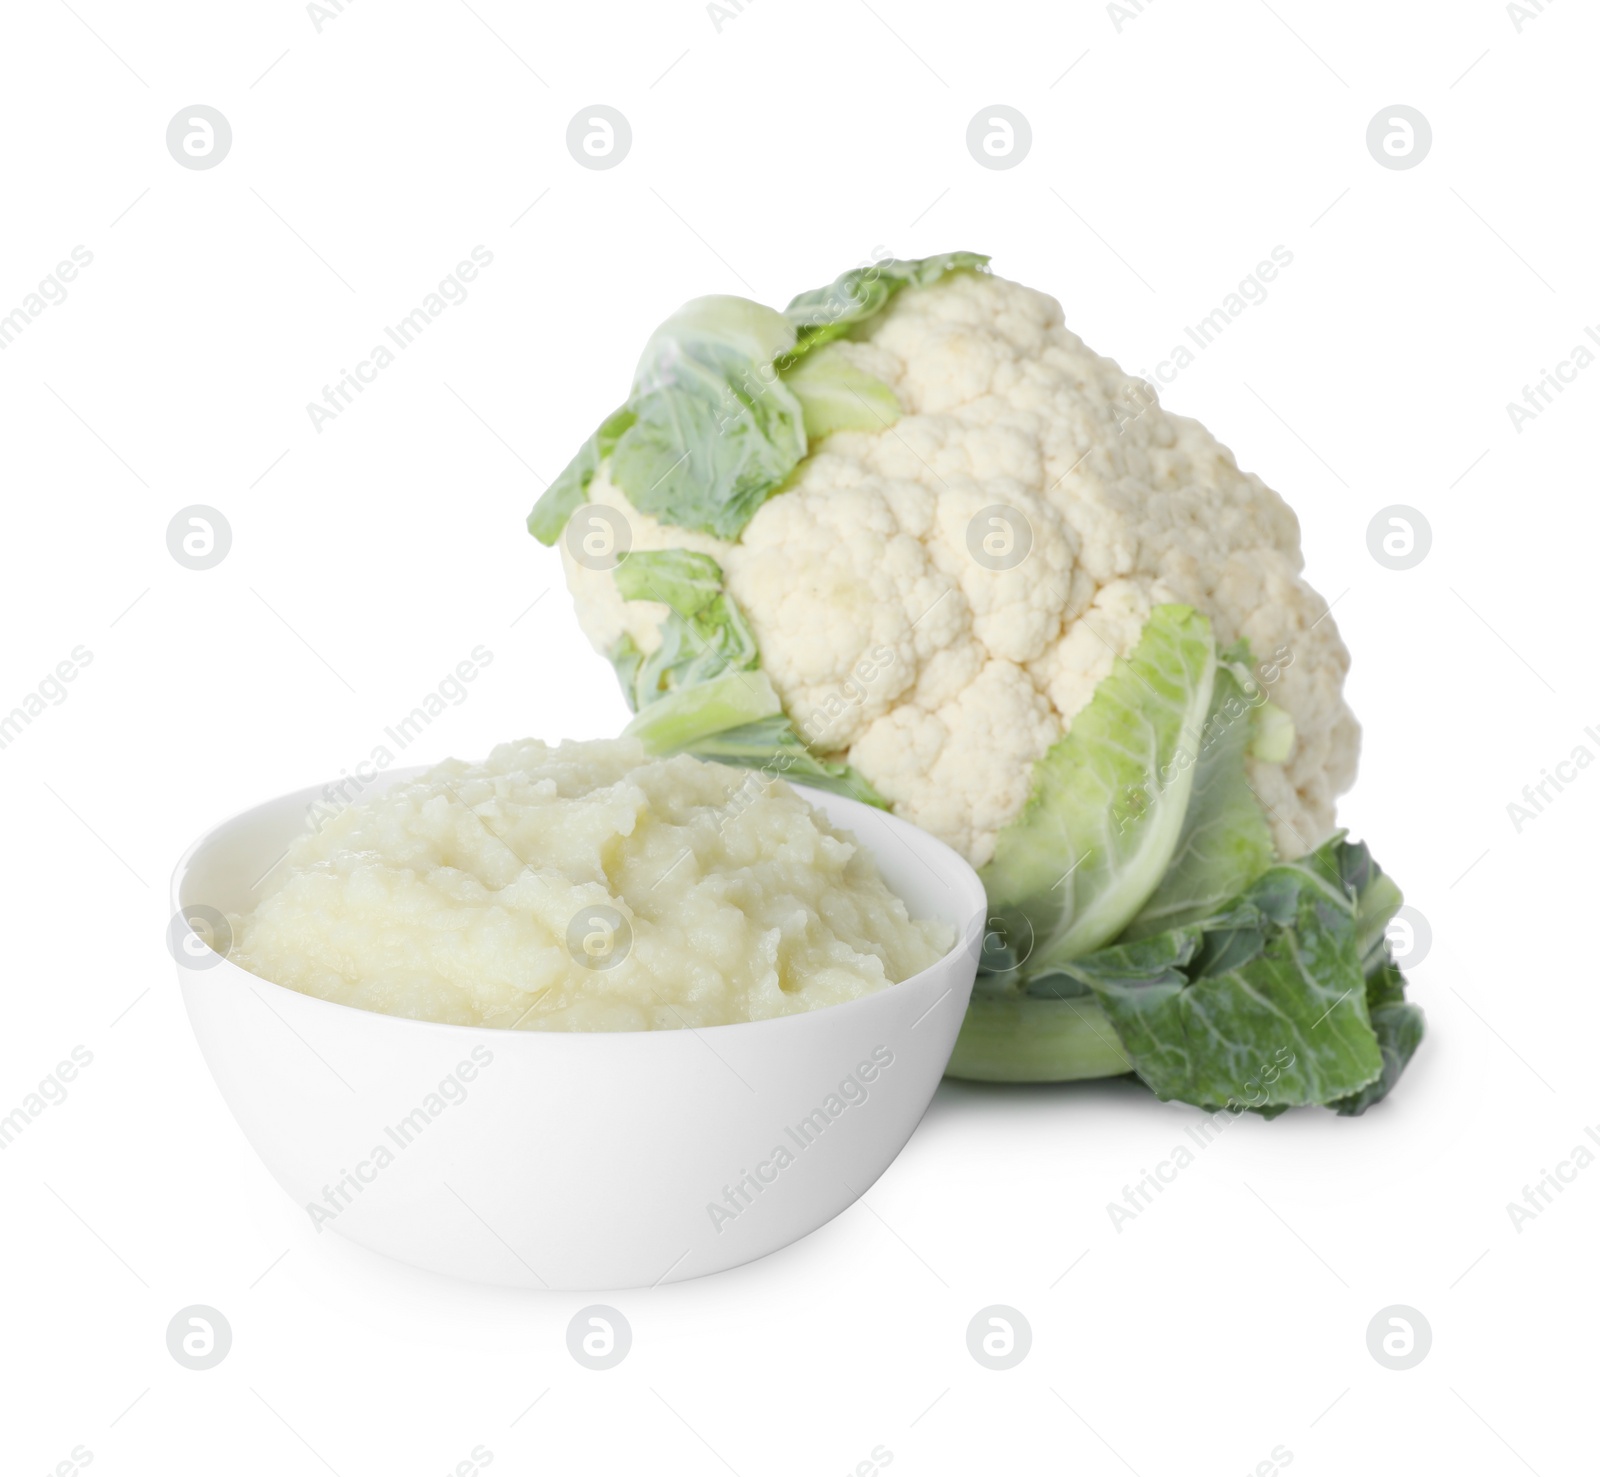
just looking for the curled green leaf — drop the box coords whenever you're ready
[980,604,1216,973]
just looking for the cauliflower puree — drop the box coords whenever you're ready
[227,739,953,1031]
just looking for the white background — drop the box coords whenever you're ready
[2,0,1594,1472]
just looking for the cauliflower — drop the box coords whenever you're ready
[527,254,1421,1111]
[558,267,1357,867]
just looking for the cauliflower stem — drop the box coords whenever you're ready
[946,997,1133,1083]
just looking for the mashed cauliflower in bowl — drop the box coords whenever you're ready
[171,745,982,1290]
[227,738,954,1031]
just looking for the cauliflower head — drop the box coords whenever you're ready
[555,266,1358,868]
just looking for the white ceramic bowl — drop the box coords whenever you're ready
[171,774,984,1291]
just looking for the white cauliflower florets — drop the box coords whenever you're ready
[564,271,1358,867]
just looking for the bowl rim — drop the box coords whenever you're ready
[171,768,987,1047]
